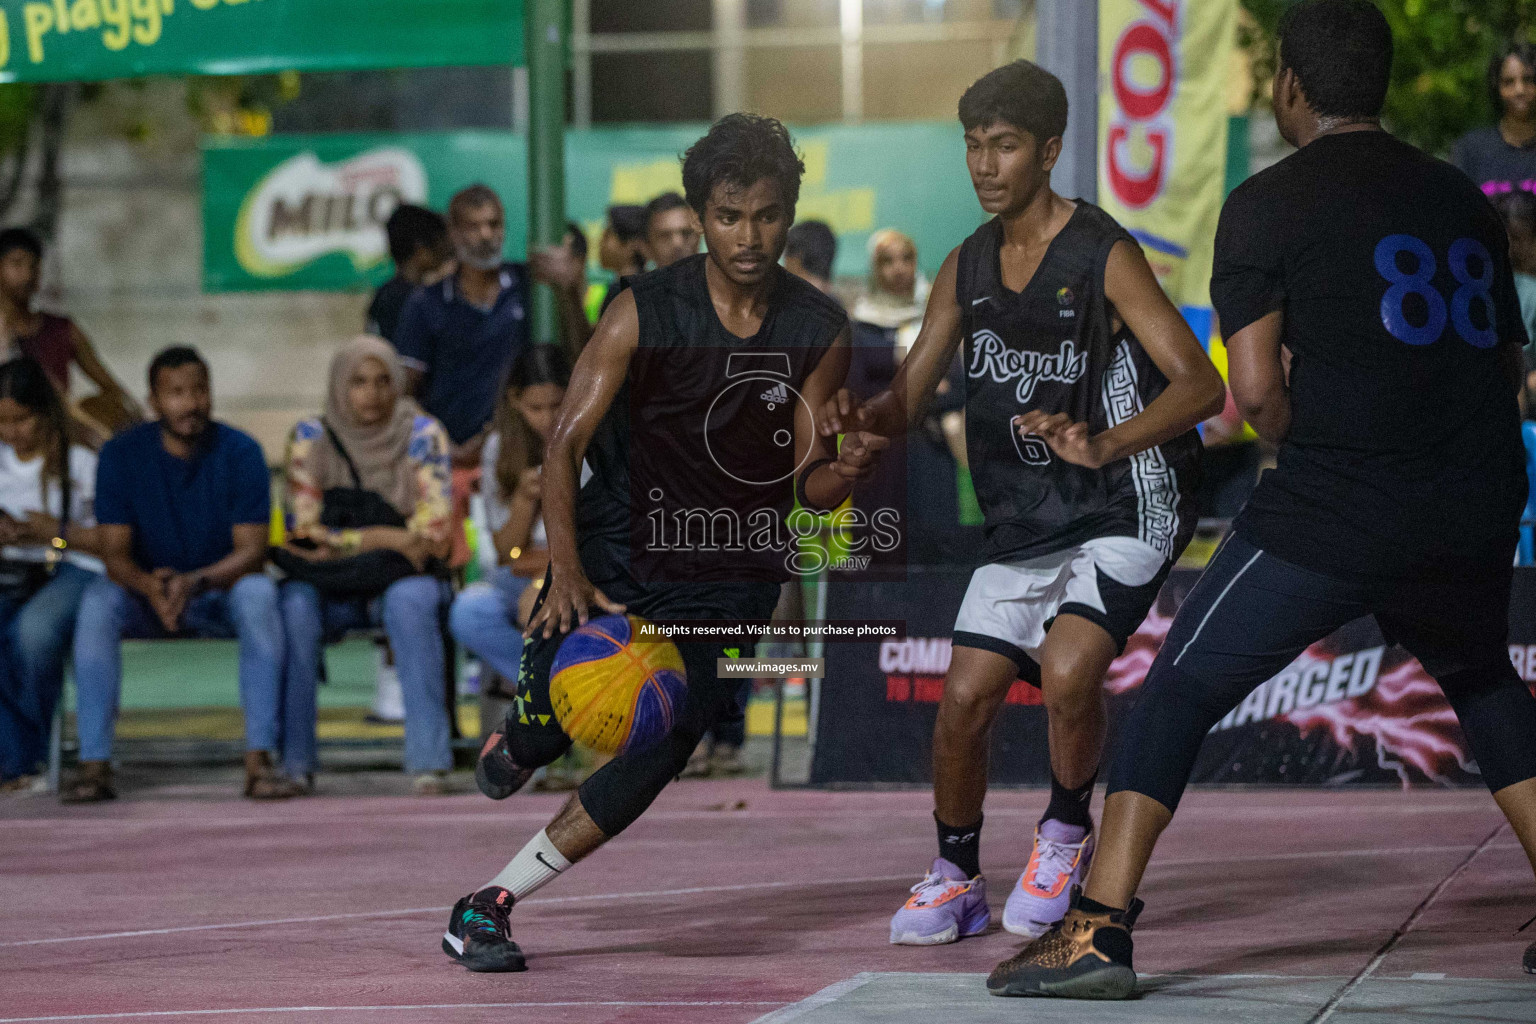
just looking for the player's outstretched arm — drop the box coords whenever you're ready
[798,325,890,510]
[1020,239,1226,467]
[1225,310,1291,443]
[525,291,638,639]
[818,247,965,439]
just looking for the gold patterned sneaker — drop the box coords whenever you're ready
[987,887,1142,1000]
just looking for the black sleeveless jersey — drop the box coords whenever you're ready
[577,254,847,586]
[955,204,1201,565]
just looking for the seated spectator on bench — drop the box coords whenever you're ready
[66,346,292,804]
[0,358,102,792]
[450,345,576,691]
[278,336,455,796]
[0,227,143,435]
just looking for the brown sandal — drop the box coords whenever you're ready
[243,751,306,800]
[60,761,115,804]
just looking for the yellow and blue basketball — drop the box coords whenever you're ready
[549,614,688,756]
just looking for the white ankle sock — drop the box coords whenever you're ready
[484,829,571,900]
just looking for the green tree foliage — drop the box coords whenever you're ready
[1241,0,1536,155]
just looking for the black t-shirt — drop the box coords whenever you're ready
[1213,130,1527,578]
[1450,125,1536,197]
[366,275,416,344]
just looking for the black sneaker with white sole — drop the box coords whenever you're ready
[442,886,527,973]
[475,725,534,800]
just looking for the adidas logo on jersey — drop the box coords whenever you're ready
[760,383,789,408]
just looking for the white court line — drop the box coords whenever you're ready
[746,970,1527,1024]
[0,1001,786,1023]
[2,839,1522,950]
[1308,822,1509,1024]
[749,973,877,1024]
[0,799,1500,832]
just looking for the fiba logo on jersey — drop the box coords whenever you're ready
[968,330,1089,403]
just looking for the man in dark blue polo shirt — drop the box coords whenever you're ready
[65,347,298,804]
[395,184,530,467]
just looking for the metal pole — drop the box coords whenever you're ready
[1035,0,1097,204]
[571,0,592,128]
[839,0,863,123]
[712,0,746,118]
[525,0,568,345]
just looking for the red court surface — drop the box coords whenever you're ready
[3,781,1535,1023]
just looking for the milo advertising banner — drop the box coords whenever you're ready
[201,124,987,292]
[1098,0,1236,342]
[0,0,524,83]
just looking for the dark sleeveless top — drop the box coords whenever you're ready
[577,254,847,588]
[18,314,76,393]
[955,204,1201,564]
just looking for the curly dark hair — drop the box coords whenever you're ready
[1489,41,1536,120]
[681,113,805,219]
[958,61,1068,143]
[1277,0,1392,121]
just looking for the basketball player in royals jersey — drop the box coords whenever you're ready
[821,60,1225,945]
[439,113,887,972]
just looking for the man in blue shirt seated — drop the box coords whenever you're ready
[63,347,299,804]
[395,184,531,469]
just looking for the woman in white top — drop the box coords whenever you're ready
[0,357,101,788]
[450,345,575,693]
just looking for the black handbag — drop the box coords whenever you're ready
[271,421,420,598]
[0,449,71,604]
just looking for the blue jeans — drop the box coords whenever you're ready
[449,566,530,683]
[281,575,453,774]
[72,573,288,764]
[0,563,98,779]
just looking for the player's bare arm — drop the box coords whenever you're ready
[526,290,638,640]
[818,247,964,439]
[1225,309,1290,443]
[1018,239,1225,467]
[797,325,890,507]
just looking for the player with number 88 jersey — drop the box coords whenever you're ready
[990,1,1536,998]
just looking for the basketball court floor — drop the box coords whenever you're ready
[3,778,1532,1023]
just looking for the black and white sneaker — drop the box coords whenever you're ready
[1524,940,1534,975]
[475,725,534,800]
[443,886,527,973]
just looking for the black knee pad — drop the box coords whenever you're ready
[577,718,707,837]
[1438,660,1536,794]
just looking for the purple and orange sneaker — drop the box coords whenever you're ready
[1002,819,1095,938]
[889,857,990,946]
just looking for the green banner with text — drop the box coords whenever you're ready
[0,0,523,83]
[201,124,987,292]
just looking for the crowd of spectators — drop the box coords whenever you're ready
[13,34,1536,798]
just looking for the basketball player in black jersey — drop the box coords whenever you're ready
[823,61,1224,947]
[439,114,885,973]
[994,1,1536,999]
